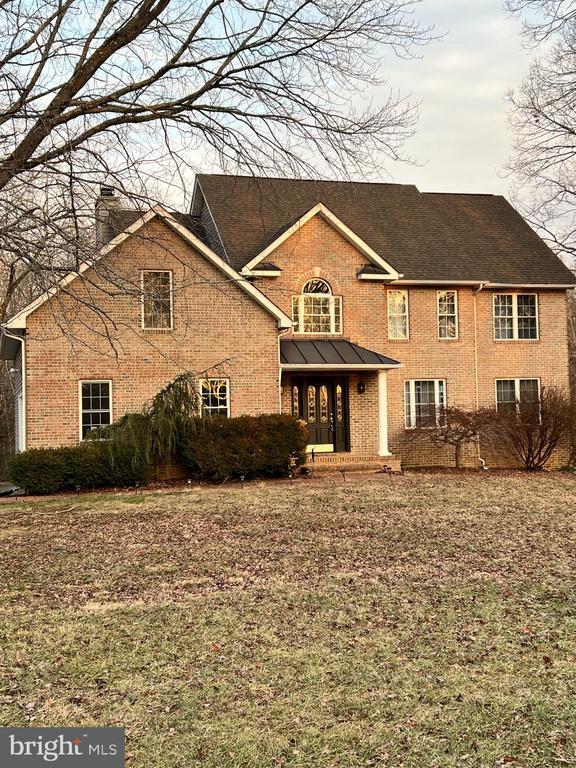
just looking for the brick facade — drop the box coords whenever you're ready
[254,215,570,467]
[24,219,279,448]
[17,211,571,469]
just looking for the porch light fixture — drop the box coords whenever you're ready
[357,381,366,394]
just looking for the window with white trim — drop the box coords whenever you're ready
[496,378,540,413]
[292,279,342,334]
[80,381,112,439]
[387,289,409,340]
[438,290,458,339]
[405,379,446,428]
[142,270,173,329]
[493,294,538,340]
[199,378,230,417]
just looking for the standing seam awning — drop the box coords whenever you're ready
[280,339,400,369]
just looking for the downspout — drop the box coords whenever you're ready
[473,282,489,468]
[2,327,26,452]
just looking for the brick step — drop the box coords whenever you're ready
[305,454,402,474]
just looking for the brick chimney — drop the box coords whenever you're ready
[95,185,121,245]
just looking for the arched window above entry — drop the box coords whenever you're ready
[292,278,342,334]
[302,278,331,294]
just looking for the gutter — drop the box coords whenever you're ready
[0,326,24,360]
[391,279,576,289]
[390,280,491,287]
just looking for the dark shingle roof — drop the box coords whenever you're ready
[105,210,205,242]
[195,174,575,285]
[280,339,400,367]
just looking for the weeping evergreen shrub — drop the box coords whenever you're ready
[9,373,309,492]
[8,373,199,494]
[104,372,200,468]
[178,414,308,481]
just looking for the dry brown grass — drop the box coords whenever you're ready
[0,472,575,767]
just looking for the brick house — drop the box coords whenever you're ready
[1,175,574,469]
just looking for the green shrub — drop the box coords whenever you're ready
[101,441,151,487]
[8,411,307,492]
[178,414,308,481]
[8,441,150,495]
[7,449,67,495]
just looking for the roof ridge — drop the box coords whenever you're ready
[196,173,417,190]
[423,191,496,197]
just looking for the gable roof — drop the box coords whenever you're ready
[105,209,206,242]
[194,174,575,286]
[241,202,401,278]
[4,206,292,331]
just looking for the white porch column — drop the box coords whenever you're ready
[377,369,391,456]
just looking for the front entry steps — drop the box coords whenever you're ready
[304,453,402,474]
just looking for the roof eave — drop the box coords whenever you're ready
[280,363,402,370]
[357,272,401,282]
[0,328,24,360]
[390,279,576,288]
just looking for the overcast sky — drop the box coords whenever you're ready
[370,0,532,196]
[182,1,534,206]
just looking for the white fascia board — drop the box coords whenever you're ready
[243,203,401,278]
[242,268,282,278]
[253,271,282,277]
[357,273,397,281]
[486,282,576,289]
[4,206,293,331]
[390,279,492,287]
[390,279,576,289]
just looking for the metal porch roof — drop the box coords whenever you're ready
[280,339,400,369]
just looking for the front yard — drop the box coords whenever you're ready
[0,473,575,767]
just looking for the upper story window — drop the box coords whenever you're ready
[493,293,538,340]
[80,380,112,439]
[387,289,408,340]
[292,279,342,334]
[141,270,173,330]
[438,290,458,339]
[199,378,230,417]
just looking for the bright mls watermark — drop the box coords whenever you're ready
[0,728,124,766]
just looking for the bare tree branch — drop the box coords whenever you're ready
[506,0,576,262]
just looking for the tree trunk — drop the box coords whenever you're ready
[455,443,462,469]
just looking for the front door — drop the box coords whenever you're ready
[292,378,349,453]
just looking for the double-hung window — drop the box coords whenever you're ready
[387,289,409,340]
[438,290,458,339]
[405,379,446,428]
[496,378,540,414]
[199,378,230,417]
[141,270,173,330]
[292,279,342,334]
[80,381,112,439]
[493,294,538,340]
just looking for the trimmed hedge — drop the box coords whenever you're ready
[178,414,308,481]
[8,441,150,495]
[8,413,308,493]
